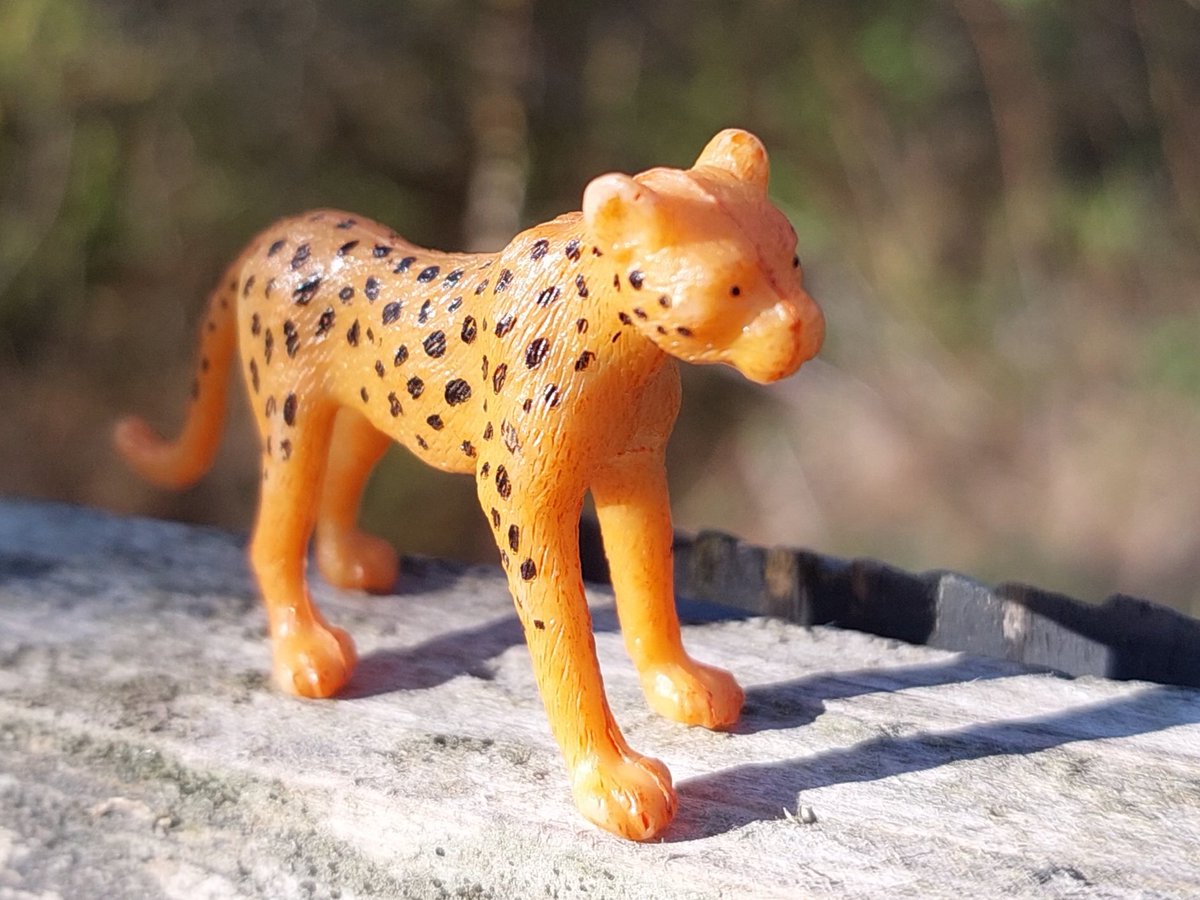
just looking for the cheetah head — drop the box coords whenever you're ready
[582,129,825,384]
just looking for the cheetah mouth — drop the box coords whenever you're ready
[728,293,825,384]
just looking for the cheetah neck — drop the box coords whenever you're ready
[489,213,671,387]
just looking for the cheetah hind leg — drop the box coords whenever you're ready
[250,399,357,699]
[315,408,399,593]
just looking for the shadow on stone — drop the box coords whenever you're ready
[670,682,1200,842]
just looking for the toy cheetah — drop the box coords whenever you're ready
[115,128,825,840]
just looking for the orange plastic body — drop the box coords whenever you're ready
[115,129,824,840]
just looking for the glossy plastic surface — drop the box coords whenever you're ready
[115,129,824,840]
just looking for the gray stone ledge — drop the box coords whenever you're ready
[668,529,1200,688]
[2,499,1200,899]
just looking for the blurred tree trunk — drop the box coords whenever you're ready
[463,0,533,251]
[954,0,1055,291]
[1132,0,1200,242]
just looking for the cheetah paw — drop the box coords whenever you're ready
[316,529,399,593]
[570,752,676,841]
[640,657,744,729]
[272,622,358,698]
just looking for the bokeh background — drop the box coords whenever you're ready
[2,0,1198,615]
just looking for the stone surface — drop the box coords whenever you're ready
[674,530,1200,688]
[2,499,1200,898]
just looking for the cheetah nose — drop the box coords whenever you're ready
[791,289,825,363]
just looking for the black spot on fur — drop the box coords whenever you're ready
[365,277,381,302]
[283,393,297,426]
[284,320,300,357]
[492,364,508,393]
[338,240,359,256]
[494,314,516,338]
[494,268,513,293]
[290,244,310,269]
[388,392,403,417]
[530,239,549,261]
[423,331,447,358]
[495,465,511,499]
[501,420,520,453]
[339,286,354,302]
[426,414,444,430]
[417,265,440,283]
[347,319,361,347]
[293,276,321,305]
[520,558,537,581]
[267,239,285,257]
[394,345,409,366]
[316,308,335,337]
[382,302,402,325]
[574,350,595,371]
[406,376,424,399]
[525,338,550,368]
[461,316,477,344]
[445,378,472,405]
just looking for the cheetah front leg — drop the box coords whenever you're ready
[250,397,357,698]
[315,408,399,593]
[478,465,676,840]
[592,448,745,730]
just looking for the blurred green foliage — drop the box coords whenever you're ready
[1,0,1198,613]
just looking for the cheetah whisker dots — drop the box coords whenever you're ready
[114,128,825,840]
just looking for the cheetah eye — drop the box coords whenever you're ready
[730,285,741,297]
[792,255,801,269]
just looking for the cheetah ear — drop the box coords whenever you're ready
[582,173,666,256]
[694,128,770,192]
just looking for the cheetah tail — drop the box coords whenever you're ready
[113,270,241,490]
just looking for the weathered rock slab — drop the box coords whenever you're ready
[2,499,1199,898]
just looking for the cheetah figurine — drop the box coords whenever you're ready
[115,128,825,840]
